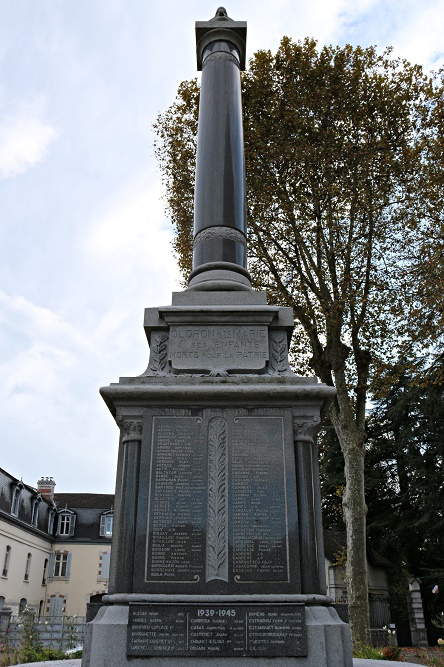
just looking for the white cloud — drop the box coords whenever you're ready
[0,290,96,350]
[81,175,181,376]
[84,174,181,304]
[86,175,173,260]
[0,98,57,179]
[390,0,444,68]
[0,288,118,490]
[0,290,96,399]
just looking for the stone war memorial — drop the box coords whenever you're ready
[82,7,353,667]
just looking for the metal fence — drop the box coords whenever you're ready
[369,595,391,629]
[6,614,86,651]
[334,594,391,629]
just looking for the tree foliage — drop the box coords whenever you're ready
[154,37,444,647]
[366,357,444,624]
[321,356,444,626]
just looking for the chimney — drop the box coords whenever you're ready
[37,477,56,502]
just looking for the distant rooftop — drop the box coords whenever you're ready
[54,493,114,510]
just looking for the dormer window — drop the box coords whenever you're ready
[31,495,42,528]
[99,510,113,537]
[56,509,76,537]
[11,481,24,517]
[48,506,56,535]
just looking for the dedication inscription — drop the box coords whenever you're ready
[168,326,269,370]
[127,604,307,657]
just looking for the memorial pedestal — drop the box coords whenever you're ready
[82,293,352,666]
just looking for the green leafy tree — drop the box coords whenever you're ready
[322,357,444,628]
[366,357,444,625]
[154,38,444,647]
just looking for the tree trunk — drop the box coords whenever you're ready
[334,417,371,649]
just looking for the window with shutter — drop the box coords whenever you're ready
[10,483,23,517]
[24,553,32,581]
[54,552,69,577]
[99,512,113,537]
[48,595,64,618]
[42,558,49,585]
[98,550,111,582]
[2,545,11,578]
[57,511,76,537]
[31,496,41,527]
[48,507,56,534]
[48,551,55,578]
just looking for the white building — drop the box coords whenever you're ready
[0,469,113,617]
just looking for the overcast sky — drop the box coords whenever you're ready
[1,0,443,494]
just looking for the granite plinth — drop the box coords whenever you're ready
[13,658,427,667]
[127,603,307,657]
[81,604,353,667]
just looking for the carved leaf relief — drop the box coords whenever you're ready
[293,415,321,443]
[119,418,143,442]
[268,332,289,375]
[149,332,169,375]
[206,417,228,582]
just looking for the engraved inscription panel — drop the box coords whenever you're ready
[231,417,289,582]
[127,604,307,657]
[146,416,205,582]
[168,326,269,370]
[136,408,299,594]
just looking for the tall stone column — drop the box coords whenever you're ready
[189,7,250,291]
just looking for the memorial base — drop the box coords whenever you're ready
[81,602,352,667]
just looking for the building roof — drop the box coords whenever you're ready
[323,530,392,568]
[54,493,114,510]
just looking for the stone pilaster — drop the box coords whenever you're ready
[293,408,325,595]
[108,413,143,594]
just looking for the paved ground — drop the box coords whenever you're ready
[354,660,424,666]
[13,661,81,666]
[14,660,425,666]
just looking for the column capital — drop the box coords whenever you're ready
[196,8,247,70]
[293,409,321,443]
[116,415,143,443]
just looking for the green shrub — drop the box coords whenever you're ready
[382,645,401,660]
[353,644,384,659]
